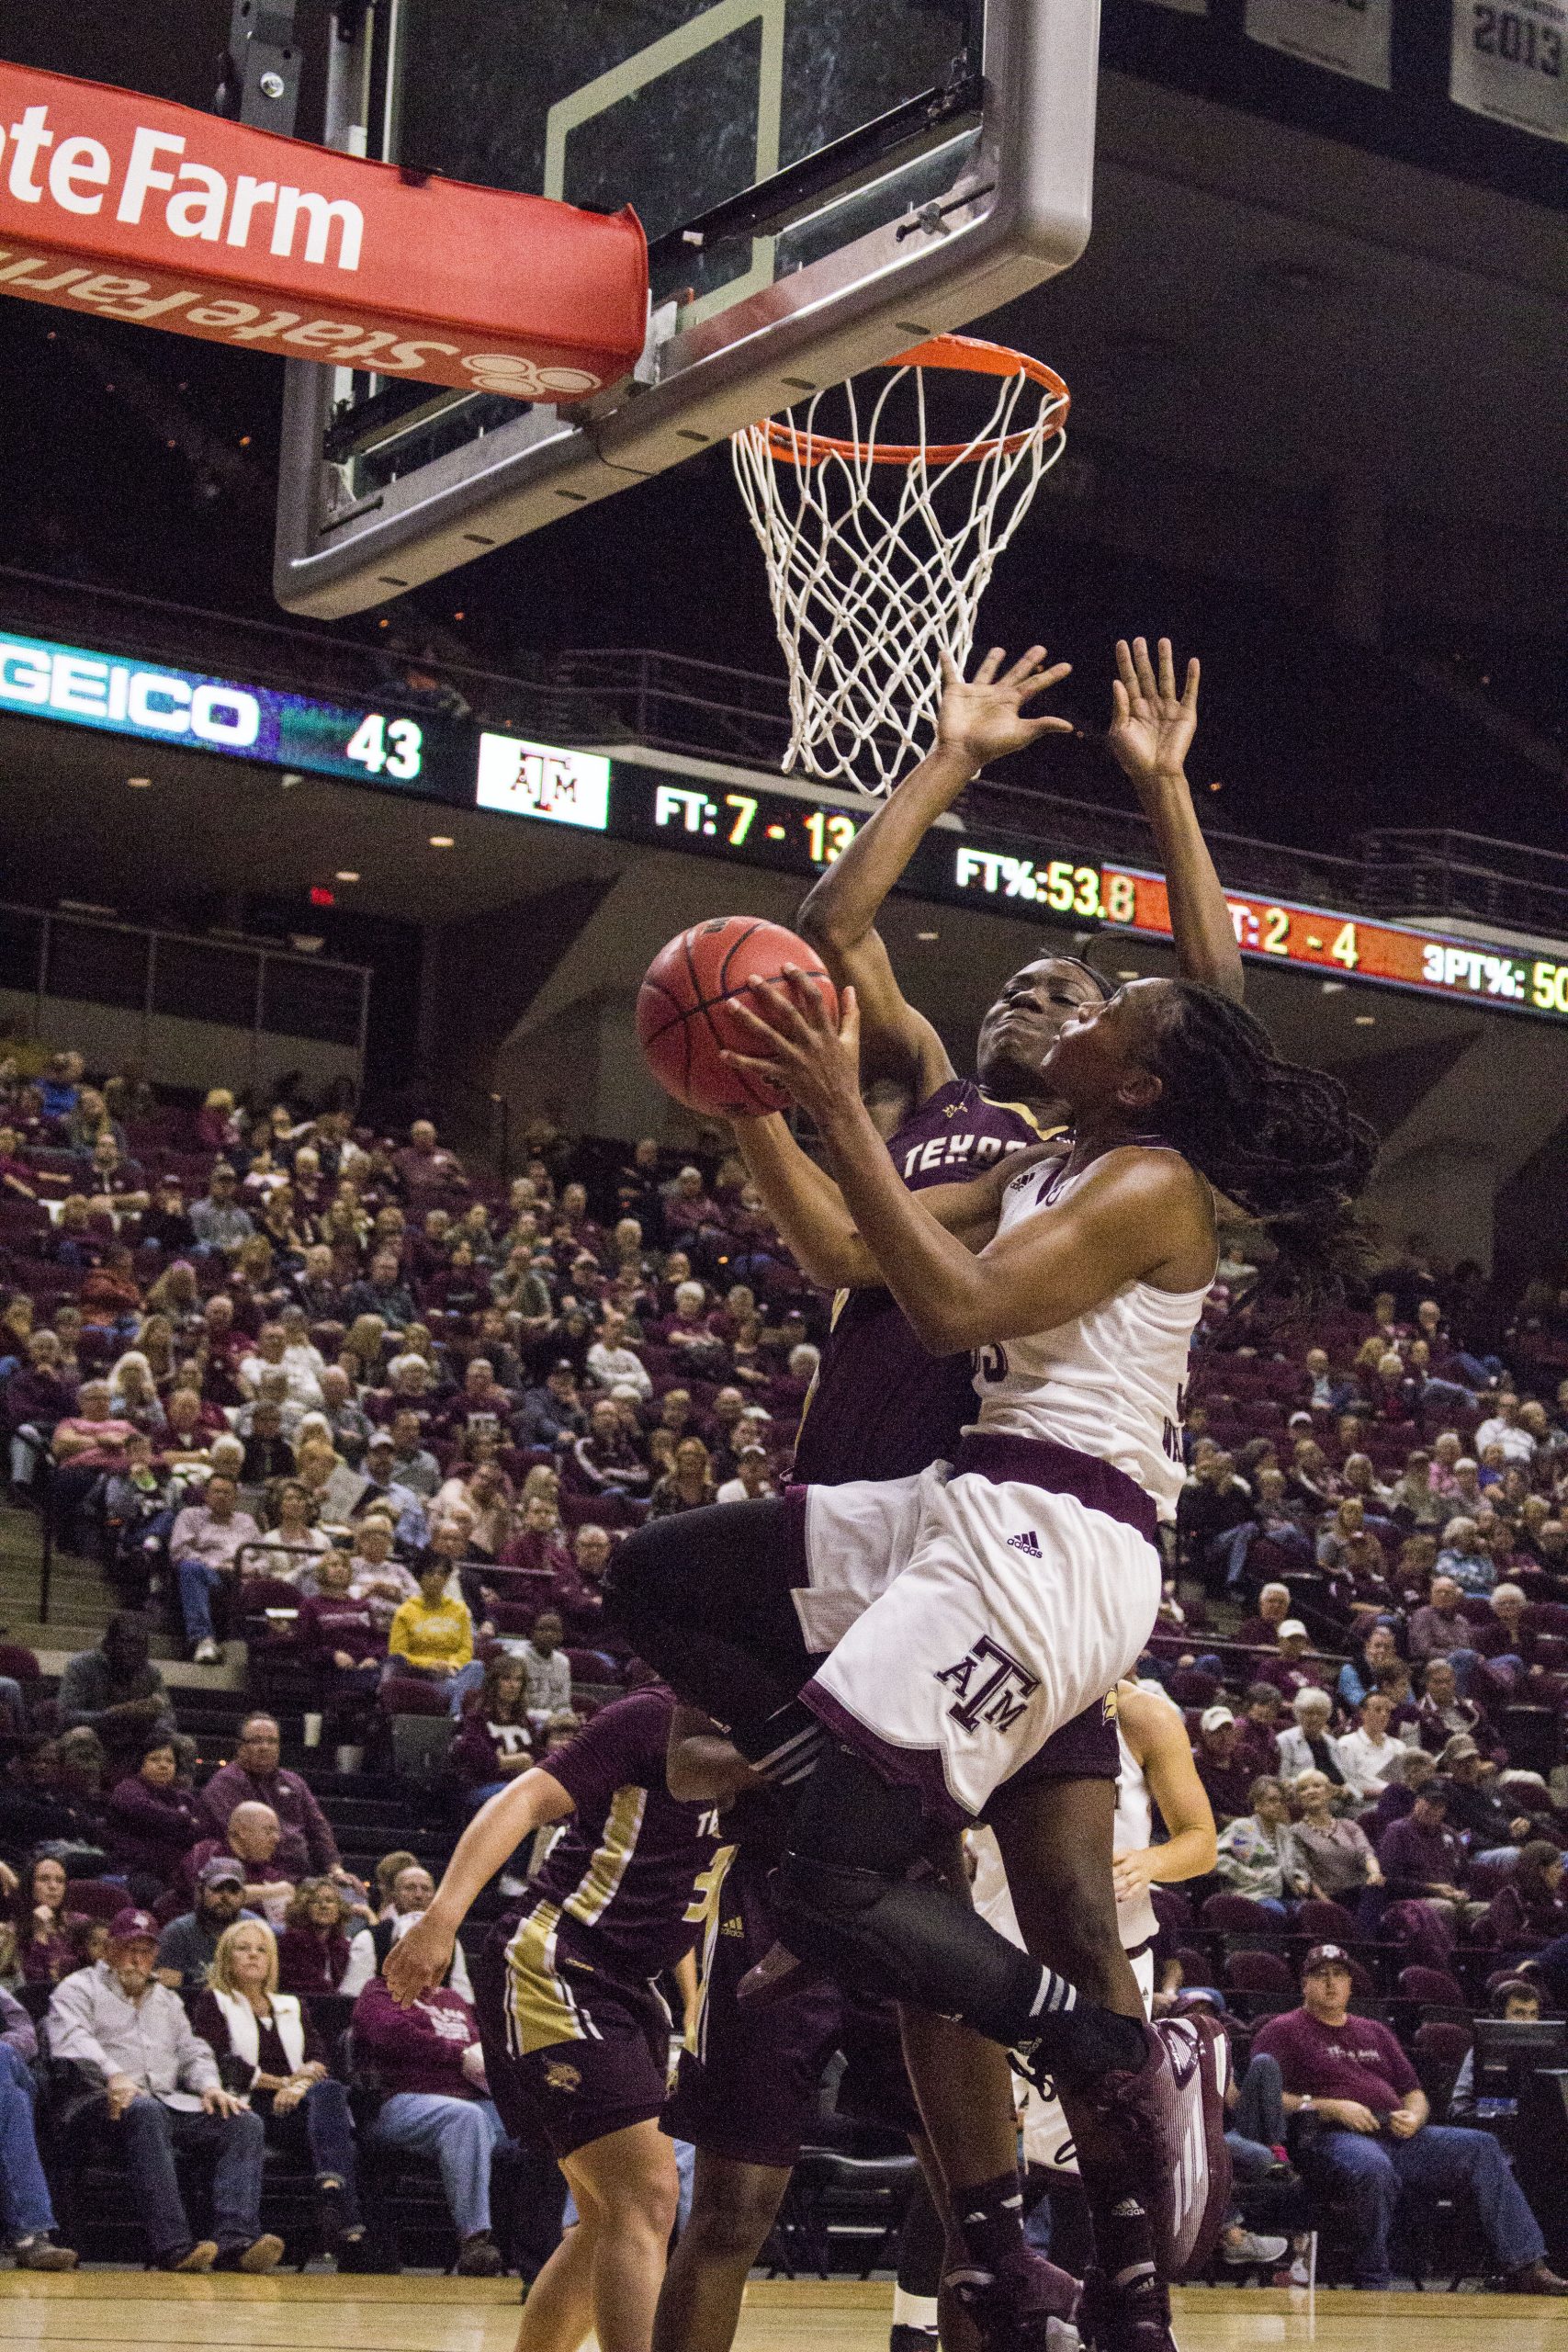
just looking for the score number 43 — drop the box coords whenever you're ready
[344,713,423,782]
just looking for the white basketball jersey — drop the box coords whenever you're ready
[969,1156,1212,1522]
[1111,1719,1159,1951]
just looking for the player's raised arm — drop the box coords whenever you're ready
[1108,637,1243,1002]
[796,645,1074,1100]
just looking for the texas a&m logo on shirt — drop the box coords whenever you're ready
[934,1635,1040,1734]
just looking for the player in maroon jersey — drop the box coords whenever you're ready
[387,1684,724,2352]
[657,639,1244,2352]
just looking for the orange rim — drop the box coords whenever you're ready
[754,333,1069,469]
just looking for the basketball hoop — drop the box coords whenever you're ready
[732,334,1069,796]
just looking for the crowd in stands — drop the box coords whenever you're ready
[0,1043,1561,2282]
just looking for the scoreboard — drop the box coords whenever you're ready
[6,617,1564,1025]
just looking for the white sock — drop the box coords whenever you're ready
[892,2285,940,2335]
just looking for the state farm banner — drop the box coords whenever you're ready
[1450,0,1568,141]
[1245,0,1393,88]
[0,62,648,395]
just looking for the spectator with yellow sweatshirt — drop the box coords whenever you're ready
[384,1555,473,1685]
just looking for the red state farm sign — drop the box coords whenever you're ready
[0,62,648,397]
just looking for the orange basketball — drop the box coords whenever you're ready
[637,917,838,1117]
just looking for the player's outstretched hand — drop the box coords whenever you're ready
[384,1909,455,2006]
[935,645,1074,770]
[1108,636,1199,793]
[722,970,863,1129]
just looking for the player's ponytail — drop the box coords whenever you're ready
[1144,982,1378,1300]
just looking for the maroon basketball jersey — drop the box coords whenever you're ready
[535,1686,724,1979]
[790,1080,1053,1487]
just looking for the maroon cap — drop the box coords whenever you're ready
[1303,1942,1352,1976]
[108,1906,160,1945]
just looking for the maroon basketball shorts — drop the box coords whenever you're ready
[666,1846,921,2169]
[476,1902,673,2160]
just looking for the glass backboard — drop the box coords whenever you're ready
[273,0,1100,617]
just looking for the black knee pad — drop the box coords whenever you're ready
[788,1744,930,1877]
[773,1849,1042,2034]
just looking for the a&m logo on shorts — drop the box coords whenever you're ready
[934,1635,1041,1734]
[544,2060,582,2094]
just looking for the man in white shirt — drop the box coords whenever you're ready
[716,1445,776,1505]
[1336,1692,1410,1802]
[339,1864,473,2000]
[1474,1395,1536,1465]
[585,1309,651,1401]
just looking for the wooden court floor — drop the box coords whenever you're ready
[0,2276,1562,2352]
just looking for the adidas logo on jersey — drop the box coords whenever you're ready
[1006,1529,1042,1556]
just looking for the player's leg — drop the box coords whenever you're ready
[516,2204,598,2352]
[604,1499,816,1734]
[563,2120,682,2352]
[652,2151,792,2352]
[990,1779,1225,2352]
[894,1836,1080,2352]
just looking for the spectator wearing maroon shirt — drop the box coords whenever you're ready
[351,1973,509,2275]
[1257,1622,1325,1703]
[105,1738,203,1886]
[1376,1781,1476,1927]
[197,1714,349,1888]
[450,1657,534,1809]
[434,1360,512,1451]
[1485,1841,1568,1958]
[1235,1583,1292,1651]
[392,1120,467,1201]
[276,1879,355,1996]
[1231,1684,1284,1781]
[5,1331,75,1493]
[1192,1708,1256,1823]
[1253,1946,1563,2292]
[297,1553,385,1747]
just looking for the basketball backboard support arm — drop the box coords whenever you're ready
[273,0,1100,620]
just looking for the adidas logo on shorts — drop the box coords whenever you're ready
[1006,1529,1042,1556]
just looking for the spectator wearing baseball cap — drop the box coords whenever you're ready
[1376,1778,1483,1931]
[1191,1707,1255,1825]
[1258,1621,1325,1704]
[350,1433,428,1552]
[46,1908,282,2273]
[154,1857,256,1995]
[1251,1946,1565,2293]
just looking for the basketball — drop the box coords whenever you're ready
[637,917,839,1118]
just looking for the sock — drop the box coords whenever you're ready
[954,2168,1028,2279]
[890,2284,940,2338]
[1089,2192,1159,2306]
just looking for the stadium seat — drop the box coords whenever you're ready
[1200,1893,1280,1939]
[1411,2019,1473,2120]
[1224,1949,1297,1999]
[1397,1964,1466,2010]
[1294,1899,1359,1945]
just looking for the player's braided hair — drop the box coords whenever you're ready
[1143,982,1378,1298]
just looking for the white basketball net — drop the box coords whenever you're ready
[732,344,1068,795]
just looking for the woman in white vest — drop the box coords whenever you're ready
[973,1679,1289,2270]
[192,1918,367,2264]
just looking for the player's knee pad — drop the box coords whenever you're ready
[787,1743,930,1878]
[773,1849,1040,2030]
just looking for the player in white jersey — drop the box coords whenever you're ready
[610,920,1374,2352]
